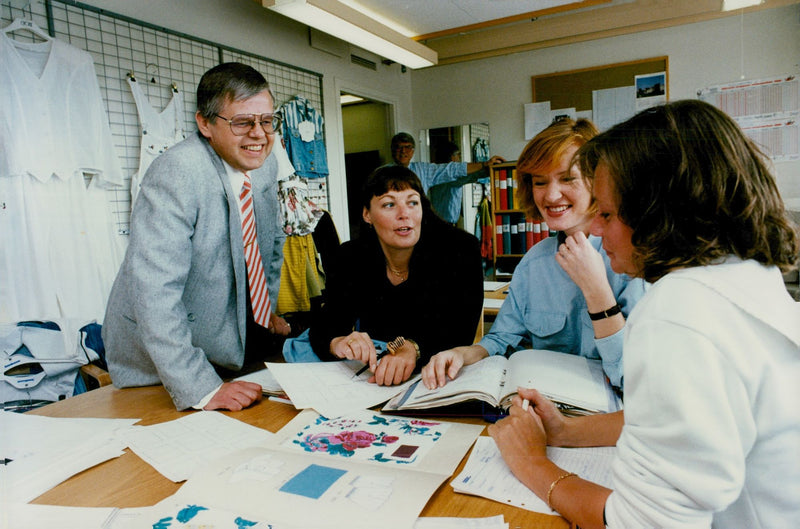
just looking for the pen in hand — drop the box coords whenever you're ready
[353,349,389,378]
[352,337,405,378]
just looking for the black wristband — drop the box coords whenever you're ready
[588,303,621,320]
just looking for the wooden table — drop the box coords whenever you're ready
[29,385,569,528]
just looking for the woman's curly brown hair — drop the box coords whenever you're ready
[578,99,798,283]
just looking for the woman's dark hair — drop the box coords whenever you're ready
[516,118,599,220]
[361,164,434,214]
[578,99,799,282]
[196,62,274,120]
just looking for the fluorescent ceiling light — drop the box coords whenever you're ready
[721,0,763,11]
[340,93,366,105]
[260,0,438,69]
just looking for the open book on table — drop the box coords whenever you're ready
[384,349,622,416]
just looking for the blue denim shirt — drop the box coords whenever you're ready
[479,234,647,387]
[279,96,328,179]
[408,161,488,223]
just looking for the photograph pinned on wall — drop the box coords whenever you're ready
[635,72,667,110]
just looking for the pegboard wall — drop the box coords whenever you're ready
[1,0,326,234]
[469,122,490,158]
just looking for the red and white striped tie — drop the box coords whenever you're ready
[240,173,271,328]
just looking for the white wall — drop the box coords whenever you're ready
[410,5,800,201]
[79,0,416,239]
[79,1,800,231]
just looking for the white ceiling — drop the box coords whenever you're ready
[311,0,795,66]
[340,0,587,38]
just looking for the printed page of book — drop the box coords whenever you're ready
[502,349,611,412]
[385,355,507,410]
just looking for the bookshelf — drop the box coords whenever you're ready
[489,161,550,279]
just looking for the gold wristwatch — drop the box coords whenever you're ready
[406,338,421,360]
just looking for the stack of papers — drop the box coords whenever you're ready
[0,411,137,502]
[167,409,484,529]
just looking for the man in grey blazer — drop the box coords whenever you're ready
[103,63,289,410]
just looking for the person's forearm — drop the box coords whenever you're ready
[552,410,624,447]
[453,344,489,366]
[466,161,488,174]
[512,458,609,529]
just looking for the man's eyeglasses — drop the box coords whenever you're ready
[214,113,281,136]
[393,144,414,152]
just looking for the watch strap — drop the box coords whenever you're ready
[588,303,621,320]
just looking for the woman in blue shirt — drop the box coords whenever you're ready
[421,118,647,390]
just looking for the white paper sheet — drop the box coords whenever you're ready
[483,281,509,292]
[265,360,417,417]
[101,501,508,529]
[0,411,137,503]
[452,436,616,514]
[235,366,284,394]
[123,411,274,482]
[3,503,115,529]
[415,515,508,529]
[483,298,505,310]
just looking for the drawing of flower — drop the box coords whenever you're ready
[296,430,383,457]
[337,430,377,451]
[381,435,399,444]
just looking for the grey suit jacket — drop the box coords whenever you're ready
[103,132,285,409]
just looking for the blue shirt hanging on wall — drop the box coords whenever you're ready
[278,95,329,180]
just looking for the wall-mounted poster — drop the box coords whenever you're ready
[635,72,667,110]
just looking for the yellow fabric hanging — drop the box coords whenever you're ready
[277,234,324,314]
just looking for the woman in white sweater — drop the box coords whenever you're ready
[488,99,800,529]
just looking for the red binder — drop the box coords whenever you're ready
[498,170,508,210]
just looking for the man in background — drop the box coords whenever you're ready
[390,132,503,224]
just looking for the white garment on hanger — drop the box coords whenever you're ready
[0,32,126,322]
[0,32,123,184]
[127,77,185,206]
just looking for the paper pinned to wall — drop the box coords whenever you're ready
[524,101,551,139]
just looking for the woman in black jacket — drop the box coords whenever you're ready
[309,165,484,386]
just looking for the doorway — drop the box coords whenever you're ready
[340,93,392,240]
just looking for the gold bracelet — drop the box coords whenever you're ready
[546,471,577,510]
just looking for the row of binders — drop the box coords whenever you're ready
[493,167,517,210]
[495,214,553,255]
